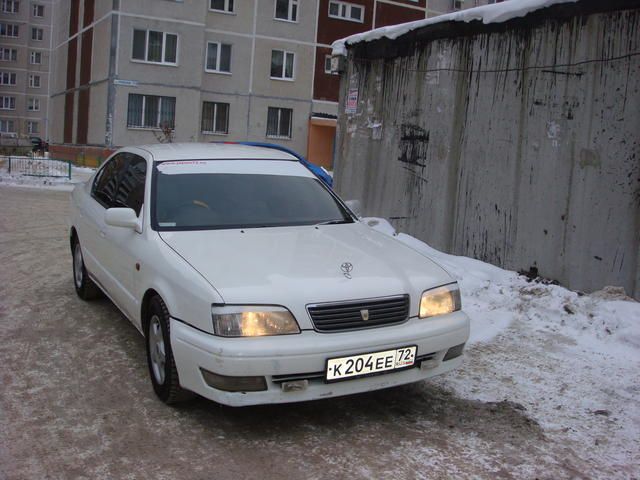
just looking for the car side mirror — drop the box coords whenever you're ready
[105,208,139,230]
[344,200,362,218]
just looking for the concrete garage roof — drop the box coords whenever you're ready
[331,0,638,59]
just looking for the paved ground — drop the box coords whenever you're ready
[0,186,635,479]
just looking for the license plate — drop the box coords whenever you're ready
[326,346,417,382]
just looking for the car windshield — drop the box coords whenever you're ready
[153,161,351,231]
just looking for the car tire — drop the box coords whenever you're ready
[146,296,194,404]
[72,240,101,300]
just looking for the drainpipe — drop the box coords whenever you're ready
[105,1,119,148]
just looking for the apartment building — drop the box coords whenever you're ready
[0,0,52,145]
[48,0,501,167]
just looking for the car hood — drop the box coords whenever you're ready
[158,223,453,329]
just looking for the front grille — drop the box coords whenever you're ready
[307,295,410,332]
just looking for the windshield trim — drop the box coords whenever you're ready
[150,161,354,232]
[153,156,298,164]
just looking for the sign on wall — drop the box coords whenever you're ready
[345,72,360,115]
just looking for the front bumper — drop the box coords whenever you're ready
[170,311,470,406]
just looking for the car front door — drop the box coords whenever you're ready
[100,152,148,326]
[86,152,147,324]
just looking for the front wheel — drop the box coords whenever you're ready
[146,296,194,404]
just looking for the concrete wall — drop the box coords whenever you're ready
[334,5,640,298]
[205,1,254,34]
[252,38,315,100]
[255,0,318,42]
[116,16,205,90]
[90,16,112,82]
[201,31,252,95]
[247,95,312,155]
[121,0,206,23]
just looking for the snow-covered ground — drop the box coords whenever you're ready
[0,156,94,191]
[366,217,640,475]
[1,173,636,475]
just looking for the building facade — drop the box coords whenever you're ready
[47,0,500,166]
[0,0,53,147]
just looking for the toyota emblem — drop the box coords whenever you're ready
[340,262,353,279]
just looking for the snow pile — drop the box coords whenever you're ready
[397,230,525,345]
[332,0,579,56]
[366,217,640,473]
[364,217,640,356]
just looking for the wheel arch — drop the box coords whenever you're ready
[70,226,78,251]
[141,288,161,336]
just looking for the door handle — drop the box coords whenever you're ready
[99,230,106,238]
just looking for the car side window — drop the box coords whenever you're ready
[92,154,127,209]
[115,154,147,216]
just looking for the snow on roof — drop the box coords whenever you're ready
[331,0,579,56]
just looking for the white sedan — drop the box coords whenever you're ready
[69,143,470,406]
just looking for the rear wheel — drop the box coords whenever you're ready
[72,240,100,300]
[146,296,194,404]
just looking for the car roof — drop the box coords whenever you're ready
[131,142,299,162]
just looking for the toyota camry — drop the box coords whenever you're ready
[69,143,470,406]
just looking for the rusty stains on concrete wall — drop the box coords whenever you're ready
[334,2,640,299]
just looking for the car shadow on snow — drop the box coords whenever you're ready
[177,381,544,450]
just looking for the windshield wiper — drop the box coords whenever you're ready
[314,219,350,226]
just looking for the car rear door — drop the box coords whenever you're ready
[80,153,126,290]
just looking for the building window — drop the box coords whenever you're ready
[0,23,19,37]
[31,27,43,41]
[201,101,229,134]
[27,97,40,111]
[32,3,44,16]
[266,107,292,139]
[29,74,41,88]
[210,0,233,13]
[275,0,298,22]
[127,94,176,129]
[453,0,464,9]
[0,96,15,110]
[0,119,16,133]
[27,121,39,134]
[328,1,363,23]
[0,48,17,61]
[1,0,19,13]
[29,51,42,64]
[0,72,17,85]
[270,50,294,80]
[132,29,178,65]
[205,42,231,73]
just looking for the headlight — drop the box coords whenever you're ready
[419,283,461,318]
[211,305,300,337]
